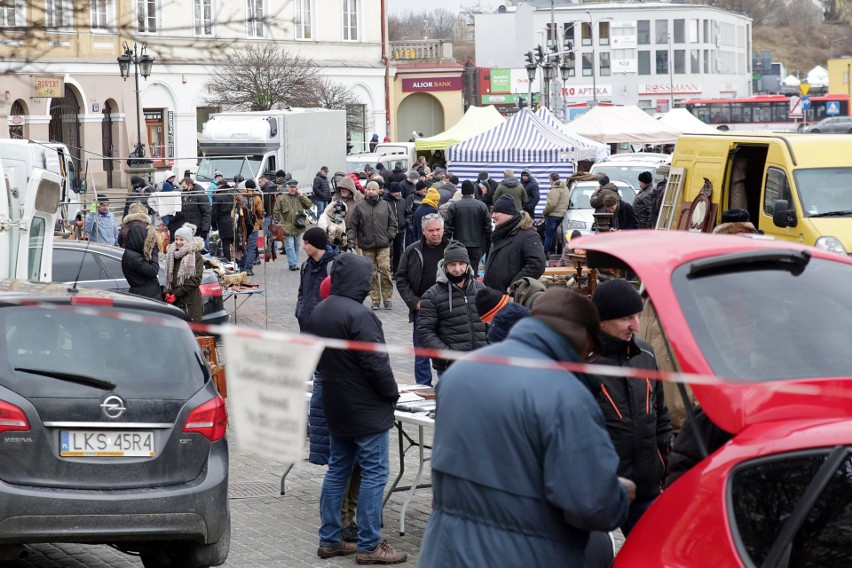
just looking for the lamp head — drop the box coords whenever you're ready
[117,51,131,80]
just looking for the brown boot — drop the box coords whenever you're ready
[317,540,356,559]
[355,540,407,565]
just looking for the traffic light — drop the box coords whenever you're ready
[525,51,534,65]
[517,96,528,109]
[535,45,545,62]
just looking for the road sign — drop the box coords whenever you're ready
[789,95,803,118]
[827,101,841,116]
[801,96,811,111]
[800,82,810,96]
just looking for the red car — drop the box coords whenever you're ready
[575,231,852,568]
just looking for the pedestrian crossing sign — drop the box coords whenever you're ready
[827,101,840,116]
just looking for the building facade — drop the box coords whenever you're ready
[0,0,387,191]
[475,2,752,118]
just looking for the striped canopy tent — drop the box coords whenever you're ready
[535,107,609,162]
[447,108,576,218]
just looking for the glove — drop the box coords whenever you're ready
[165,293,176,304]
[89,200,97,213]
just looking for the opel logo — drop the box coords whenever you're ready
[100,395,126,419]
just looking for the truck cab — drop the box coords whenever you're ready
[672,133,852,254]
[345,142,417,174]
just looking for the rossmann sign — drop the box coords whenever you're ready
[402,77,463,92]
[640,83,702,95]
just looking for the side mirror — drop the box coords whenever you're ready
[772,199,797,228]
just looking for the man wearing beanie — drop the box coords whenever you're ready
[404,180,429,246]
[296,227,338,331]
[483,194,546,293]
[712,208,757,235]
[412,186,440,241]
[179,176,212,243]
[274,179,314,270]
[347,181,398,309]
[633,170,657,229]
[590,174,620,214]
[85,194,119,245]
[477,170,498,207]
[589,278,673,536]
[417,241,488,376]
[444,180,491,276]
[475,287,529,343]
[492,169,527,213]
[419,287,632,567]
[122,174,153,219]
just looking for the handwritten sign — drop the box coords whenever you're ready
[223,334,323,463]
[34,76,64,98]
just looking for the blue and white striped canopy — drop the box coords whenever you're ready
[535,107,609,162]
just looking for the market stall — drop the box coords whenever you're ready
[567,105,681,144]
[534,107,609,162]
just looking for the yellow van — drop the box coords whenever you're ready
[671,133,852,253]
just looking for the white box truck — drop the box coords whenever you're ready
[196,108,347,188]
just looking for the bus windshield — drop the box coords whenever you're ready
[793,168,852,217]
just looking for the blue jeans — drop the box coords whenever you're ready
[543,215,563,255]
[412,311,433,386]
[240,230,258,272]
[319,430,389,552]
[285,233,303,268]
[314,200,328,221]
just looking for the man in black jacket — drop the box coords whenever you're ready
[589,279,673,536]
[312,166,331,218]
[395,214,448,386]
[398,170,418,199]
[603,193,640,231]
[179,177,212,242]
[477,170,498,207]
[417,242,488,376]
[520,169,540,218]
[444,180,491,276]
[483,195,546,293]
[310,254,406,564]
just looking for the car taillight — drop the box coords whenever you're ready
[199,281,223,297]
[183,396,227,442]
[71,296,114,306]
[0,401,30,433]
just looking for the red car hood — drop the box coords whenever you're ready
[576,230,852,434]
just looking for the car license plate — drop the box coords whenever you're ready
[60,430,155,457]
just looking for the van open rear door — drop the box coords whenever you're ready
[14,167,62,282]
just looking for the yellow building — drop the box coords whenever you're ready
[827,58,852,100]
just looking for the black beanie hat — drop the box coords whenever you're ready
[599,175,611,186]
[443,240,470,265]
[475,287,510,323]
[275,169,286,178]
[721,208,750,223]
[592,279,643,321]
[638,171,653,184]
[130,175,144,187]
[493,194,518,215]
[303,227,329,250]
[245,179,257,189]
[461,180,476,195]
[532,288,601,354]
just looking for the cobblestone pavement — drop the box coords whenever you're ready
[8,246,622,566]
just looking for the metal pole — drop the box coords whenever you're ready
[134,46,143,150]
[587,11,597,104]
[550,0,555,112]
[669,33,674,110]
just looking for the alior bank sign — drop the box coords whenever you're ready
[402,77,463,92]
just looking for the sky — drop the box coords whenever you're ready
[386,0,499,16]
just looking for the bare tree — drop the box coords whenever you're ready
[311,78,367,134]
[427,9,457,39]
[388,9,457,41]
[204,44,320,111]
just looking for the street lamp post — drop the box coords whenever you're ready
[117,42,154,160]
[827,36,849,60]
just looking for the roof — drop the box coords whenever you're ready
[567,105,682,144]
[657,108,719,135]
[415,105,505,152]
[534,107,609,161]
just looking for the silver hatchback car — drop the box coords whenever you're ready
[0,282,229,567]
[802,116,852,133]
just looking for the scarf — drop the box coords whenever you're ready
[164,242,198,292]
[492,213,522,243]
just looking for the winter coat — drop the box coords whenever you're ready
[84,210,119,245]
[418,317,629,568]
[633,185,657,229]
[309,253,399,438]
[492,177,528,213]
[296,246,339,332]
[590,333,674,501]
[260,179,279,217]
[612,200,640,230]
[665,406,733,488]
[418,264,488,371]
[274,191,313,235]
[542,179,570,218]
[182,184,212,234]
[436,184,455,205]
[168,247,204,323]
[333,177,363,223]
[308,375,330,466]
[383,191,410,234]
[483,213,546,292]
[318,202,348,250]
[480,177,498,207]
[521,174,540,217]
[388,167,407,185]
[211,188,236,240]
[395,237,448,323]
[398,179,417,198]
[589,182,620,213]
[312,172,331,202]
[121,223,161,300]
[444,196,492,249]
[346,197,398,250]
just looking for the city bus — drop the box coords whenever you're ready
[680,94,850,132]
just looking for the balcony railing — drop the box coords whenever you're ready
[390,40,454,62]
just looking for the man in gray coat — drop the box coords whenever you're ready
[347,181,398,310]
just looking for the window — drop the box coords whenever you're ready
[638,51,651,75]
[563,22,574,45]
[691,49,700,73]
[689,19,699,43]
[90,0,114,30]
[343,0,357,41]
[637,20,650,45]
[0,0,24,27]
[673,19,684,43]
[136,0,156,33]
[764,167,793,217]
[674,50,686,74]
[194,0,212,36]
[52,249,107,282]
[46,0,72,29]
[598,21,609,45]
[656,20,668,44]
[656,50,668,75]
[247,0,263,38]
[295,0,311,40]
[581,21,592,46]
[582,52,593,76]
[599,52,610,76]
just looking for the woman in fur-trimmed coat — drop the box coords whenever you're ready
[165,223,204,322]
[121,202,161,300]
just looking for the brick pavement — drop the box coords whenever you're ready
[11,246,622,567]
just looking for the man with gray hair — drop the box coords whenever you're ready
[347,181,398,310]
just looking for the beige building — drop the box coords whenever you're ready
[1,1,386,192]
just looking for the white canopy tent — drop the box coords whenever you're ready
[782,75,801,87]
[806,65,828,88]
[534,107,609,161]
[657,108,719,135]
[567,105,682,144]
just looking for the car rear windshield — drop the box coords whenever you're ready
[672,256,852,381]
[0,306,206,397]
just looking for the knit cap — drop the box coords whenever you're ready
[475,287,511,323]
[422,188,440,208]
[303,227,329,250]
[461,180,476,195]
[175,223,196,243]
[591,279,643,321]
[638,171,653,184]
[443,241,470,265]
[493,194,518,215]
[532,288,601,353]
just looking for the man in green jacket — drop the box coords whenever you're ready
[347,181,398,310]
[274,179,314,271]
[541,172,570,255]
